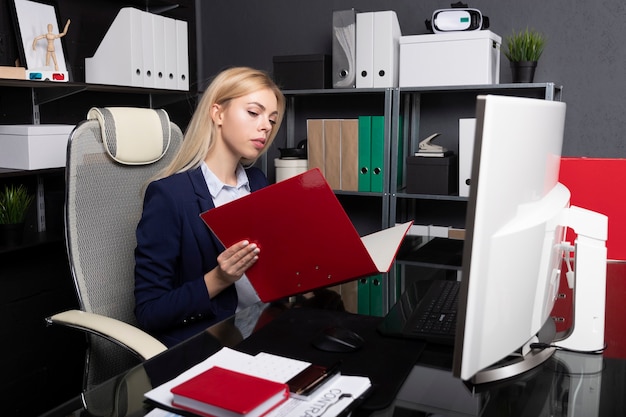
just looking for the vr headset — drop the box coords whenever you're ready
[425,6,490,33]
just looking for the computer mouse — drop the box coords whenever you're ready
[311,326,365,353]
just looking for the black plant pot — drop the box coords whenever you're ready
[510,61,538,83]
[0,222,25,247]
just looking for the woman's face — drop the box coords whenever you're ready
[212,88,279,161]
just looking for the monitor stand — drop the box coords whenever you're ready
[469,318,557,385]
[553,206,608,353]
[469,204,608,386]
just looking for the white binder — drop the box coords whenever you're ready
[459,118,476,197]
[163,16,179,90]
[141,11,155,88]
[152,14,167,89]
[176,19,189,91]
[372,11,401,88]
[355,12,374,88]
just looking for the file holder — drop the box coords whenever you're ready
[332,9,357,88]
[85,7,189,91]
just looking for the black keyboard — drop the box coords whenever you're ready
[378,279,460,345]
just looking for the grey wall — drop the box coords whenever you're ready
[197,0,626,158]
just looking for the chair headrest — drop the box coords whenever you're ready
[87,107,172,165]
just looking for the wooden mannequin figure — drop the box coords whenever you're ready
[32,19,71,71]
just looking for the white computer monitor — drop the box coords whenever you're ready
[452,95,607,384]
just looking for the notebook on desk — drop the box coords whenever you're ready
[200,168,412,302]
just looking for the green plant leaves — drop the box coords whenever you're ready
[504,28,546,62]
[0,184,34,224]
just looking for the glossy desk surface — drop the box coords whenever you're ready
[43,262,626,417]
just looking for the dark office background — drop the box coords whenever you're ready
[196,0,626,158]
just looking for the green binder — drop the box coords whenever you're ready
[358,116,372,192]
[369,274,384,317]
[357,276,370,315]
[370,116,385,193]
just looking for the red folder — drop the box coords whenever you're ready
[200,168,412,302]
[170,366,289,417]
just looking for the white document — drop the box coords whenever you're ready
[145,347,371,417]
[145,409,180,417]
[145,347,309,409]
[361,221,413,272]
[145,376,369,417]
[356,12,374,88]
[265,375,371,417]
[373,11,402,88]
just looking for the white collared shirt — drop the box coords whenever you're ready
[202,161,251,206]
[201,162,260,311]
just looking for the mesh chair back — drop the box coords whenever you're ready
[65,109,182,389]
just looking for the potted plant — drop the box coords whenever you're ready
[0,184,34,246]
[504,28,546,83]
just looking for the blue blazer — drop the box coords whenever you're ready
[134,166,268,347]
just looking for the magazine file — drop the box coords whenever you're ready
[200,168,412,302]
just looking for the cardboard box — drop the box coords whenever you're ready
[0,66,26,80]
[406,154,458,195]
[399,30,501,87]
[0,124,75,170]
[273,54,332,90]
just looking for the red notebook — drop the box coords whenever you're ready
[200,168,412,302]
[170,366,289,417]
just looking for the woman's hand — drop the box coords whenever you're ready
[204,240,259,297]
[217,240,260,282]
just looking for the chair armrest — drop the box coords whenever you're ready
[47,309,167,360]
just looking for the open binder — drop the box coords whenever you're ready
[200,168,412,302]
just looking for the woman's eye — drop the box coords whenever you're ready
[248,110,259,117]
[269,119,277,125]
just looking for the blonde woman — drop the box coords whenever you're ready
[134,67,285,346]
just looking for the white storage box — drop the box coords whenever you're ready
[0,124,75,170]
[399,30,501,87]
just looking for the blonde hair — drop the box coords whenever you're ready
[155,67,285,180]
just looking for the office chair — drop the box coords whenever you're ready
[46,107,182,403]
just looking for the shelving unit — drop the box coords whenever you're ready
[272,83,563,315]
[272,84,563,314]
[0,1,197,414]
[389,82,563,306]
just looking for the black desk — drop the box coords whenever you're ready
[42,263,626,417]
